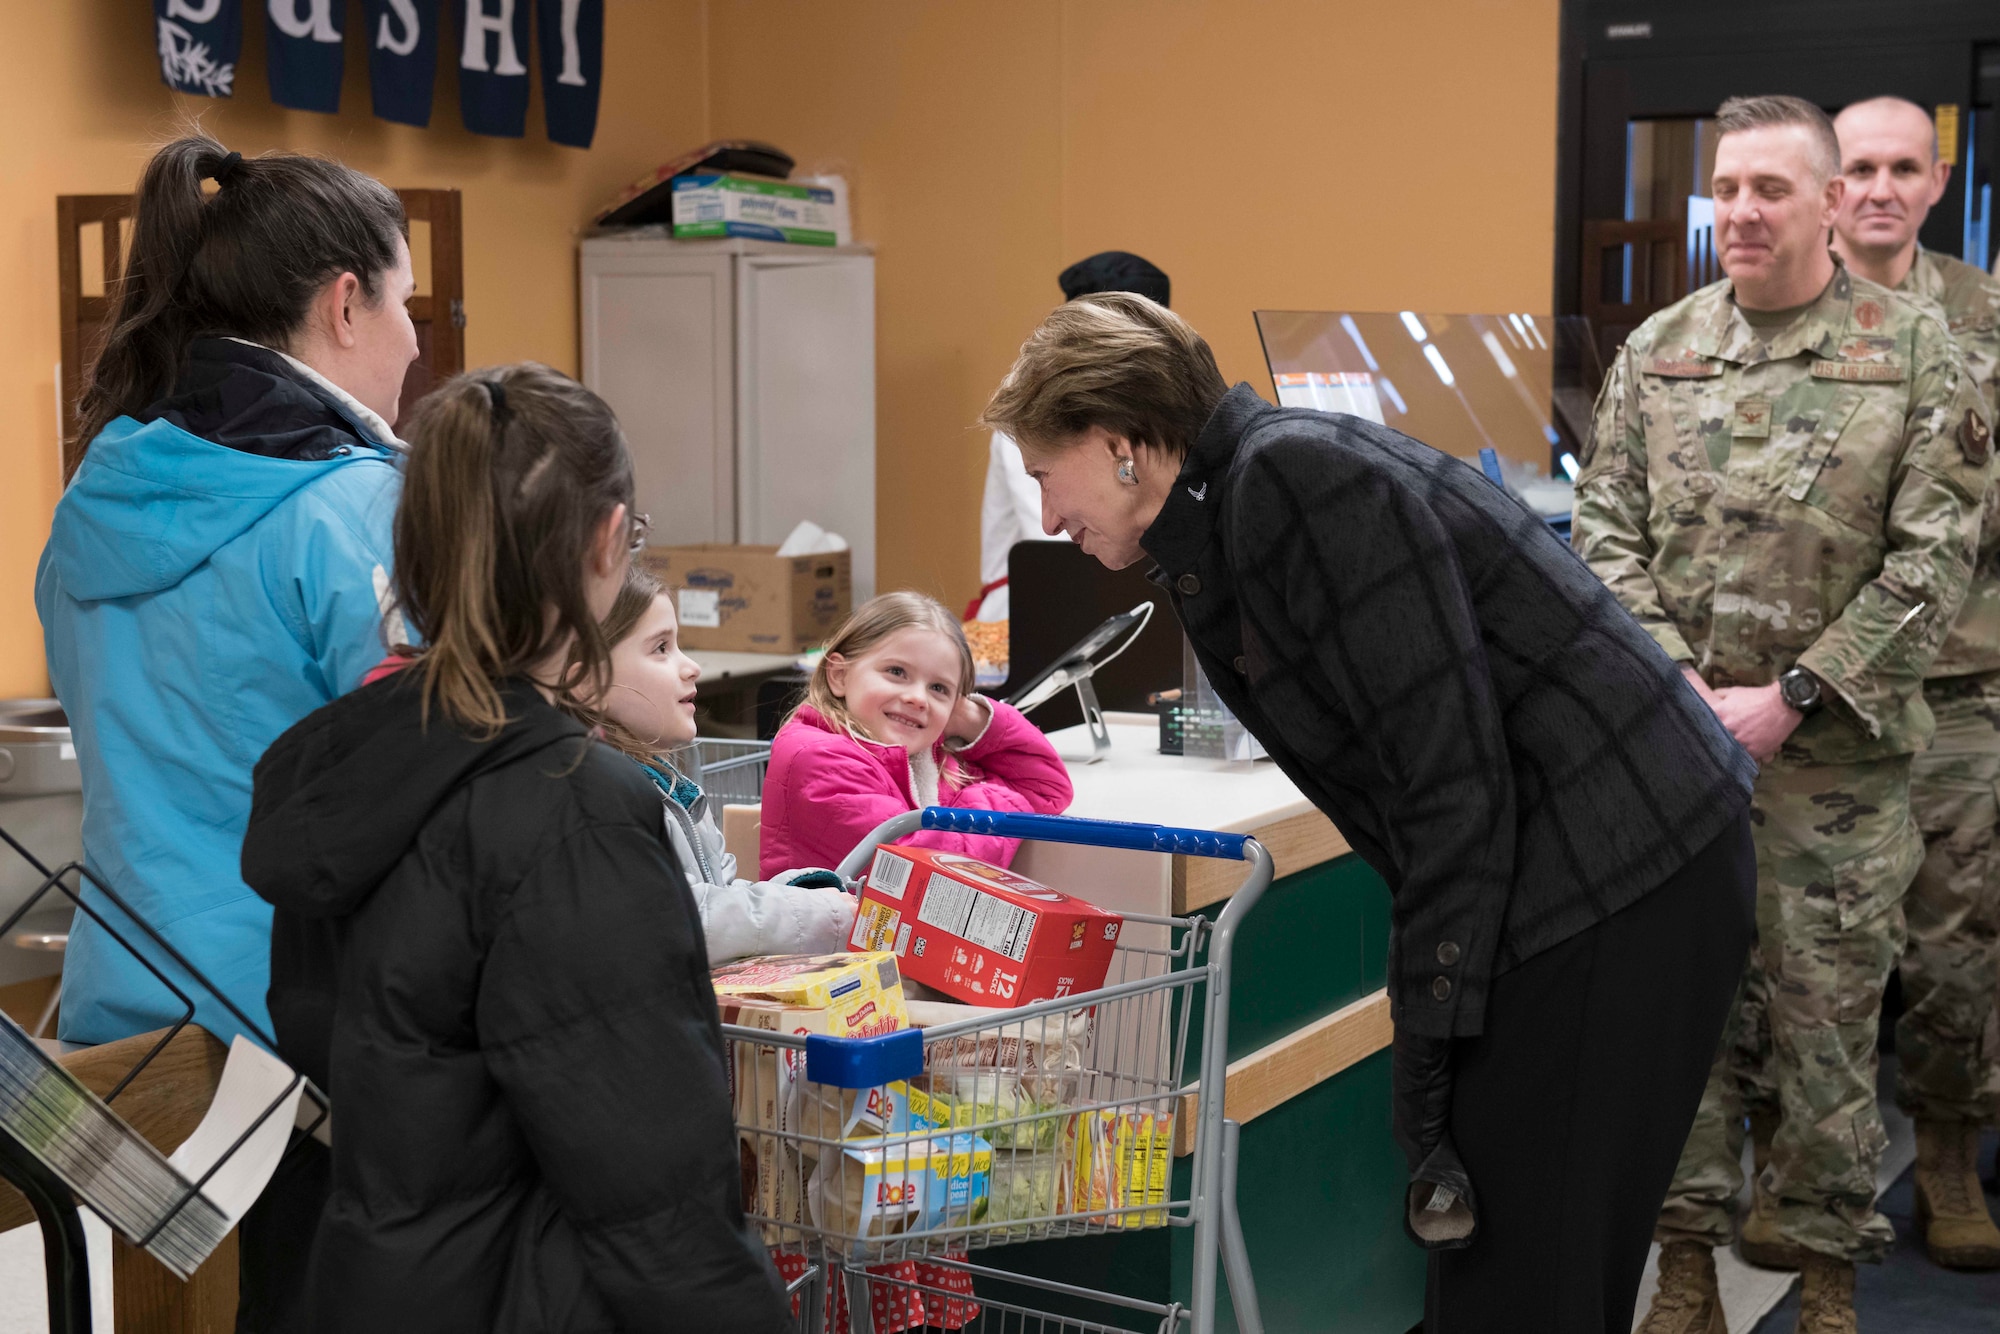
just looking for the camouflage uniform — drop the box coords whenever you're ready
[1898,248,2000,1125]
[1573,262,1990,1261]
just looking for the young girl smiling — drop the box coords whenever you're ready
[760,591,1073,878]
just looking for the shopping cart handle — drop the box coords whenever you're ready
[919,807,1252,860]
[805,1028,925,1089]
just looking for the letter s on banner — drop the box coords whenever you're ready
[368,0,440,126]
[538,0,602,148]
[155,0,241,98]
[266,0,345,113]
[458,0,531,137]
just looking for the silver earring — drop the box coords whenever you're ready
[1117,458,1137,484]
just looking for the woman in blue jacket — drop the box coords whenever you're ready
[36,134,417,1050]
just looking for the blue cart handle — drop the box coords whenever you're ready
[920,807,1251,858]
[834,808,1250,879]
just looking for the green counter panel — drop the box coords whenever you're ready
[980,854,1424,1333]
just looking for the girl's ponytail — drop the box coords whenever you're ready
[393,364,635,735]
[72,132,406,480]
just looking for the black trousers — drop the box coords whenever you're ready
[1425,809,1754,1333]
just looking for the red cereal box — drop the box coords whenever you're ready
[848,845,1123,1006]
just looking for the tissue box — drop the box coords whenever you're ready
[850,846,1124,1006]
[641,544,852,653]
[670,172,851,246]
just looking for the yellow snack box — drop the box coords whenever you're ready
[712,951,909,1037]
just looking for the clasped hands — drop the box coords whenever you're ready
[1681,666,1802,765]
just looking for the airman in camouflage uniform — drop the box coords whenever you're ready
[1892,249,2000,1155]
[1795,94,2000,1273]
[1577,96,1989,1334]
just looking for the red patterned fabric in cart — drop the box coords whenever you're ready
[772,1251,980,1332]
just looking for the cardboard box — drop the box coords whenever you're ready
[642,544,852,654]
[670,171,851,246]
[849,846,1124,1007]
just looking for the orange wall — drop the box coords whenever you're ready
[707,0,1561,616]
[2,0,1558,697]
[0,0,710,697]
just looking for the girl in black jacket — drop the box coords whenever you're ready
[243,364,789,1333]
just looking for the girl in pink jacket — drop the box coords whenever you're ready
[760,592,1073,878]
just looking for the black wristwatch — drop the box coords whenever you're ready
[1778,667,1824,716]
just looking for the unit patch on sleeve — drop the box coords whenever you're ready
[1962,411,1993,466]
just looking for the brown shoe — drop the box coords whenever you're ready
[1738,1113,1808,1271]
[1738,1173,1808,1271]
[1913,1118,2000,1270]
[1793,1254,1857,1334]
[1637,1242,1726,1334]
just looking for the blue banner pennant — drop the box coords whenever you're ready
[538,0,602,149]
[266,0,346,114]
[368,0,441,127]
[155,0,241,99]
[458,0,532,138]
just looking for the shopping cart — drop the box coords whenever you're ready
[675,737,774,805]
[722,807,1272,1334]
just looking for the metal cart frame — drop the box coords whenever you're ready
[723,806,1272,1334]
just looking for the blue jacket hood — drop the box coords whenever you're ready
[47,415,386,602]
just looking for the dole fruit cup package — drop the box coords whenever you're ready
[850,846,1123,1006]
[807,1131,995,1241]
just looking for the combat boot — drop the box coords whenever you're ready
[1912,1118,2000,1269]
[1635,1242,1725,1334]
[1793,1254,1856,1334]
[1738,1111,1807,1271]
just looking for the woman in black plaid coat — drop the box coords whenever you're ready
[981,294,1758,1334]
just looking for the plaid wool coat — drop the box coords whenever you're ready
[1143,385,1756,1040]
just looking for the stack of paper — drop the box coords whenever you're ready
[0,1013,229,1278]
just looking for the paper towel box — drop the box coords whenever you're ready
[641,544,852,653]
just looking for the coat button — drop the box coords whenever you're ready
[1432,976,1452,1001]
[1233,656,1247,674]
[1177,573,1202,596]
[1436,941,1460,966]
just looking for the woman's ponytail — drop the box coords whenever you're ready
[71,132,406,480]
[393,364,635,736]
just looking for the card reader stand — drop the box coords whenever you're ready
[1006,602,1154,765]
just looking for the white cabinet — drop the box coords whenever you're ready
[579,235,877,598]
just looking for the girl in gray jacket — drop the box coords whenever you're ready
[579,567,855,962]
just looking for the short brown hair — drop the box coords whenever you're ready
[1716,95,1841,183]
[980,293,1228,461]
[392,363,635,736]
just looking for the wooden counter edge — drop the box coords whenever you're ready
[1172,806,1350,914]
[1173,988,1391,1156]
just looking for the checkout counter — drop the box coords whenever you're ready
[975,714,1422,1333]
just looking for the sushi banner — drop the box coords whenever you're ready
[458,0,532,138]
[368,0,441,126]
[538,0,603,149]
[266,0,346,113]
[155,0,241,98]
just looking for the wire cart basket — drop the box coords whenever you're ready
[724,807,1272,1334]
[674,737,774,805]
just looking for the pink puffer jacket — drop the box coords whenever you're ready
[759,700,1073,879]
